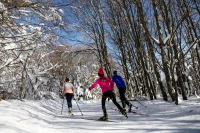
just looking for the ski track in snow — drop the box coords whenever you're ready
[0,97,200,133]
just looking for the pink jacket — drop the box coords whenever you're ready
[89,76,114,93]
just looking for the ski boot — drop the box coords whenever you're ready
[121,109,128,118]
[123,108,126,112]
[98,115,108,121]
[68,107,73,116]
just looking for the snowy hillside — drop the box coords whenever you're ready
[0,97,200,133]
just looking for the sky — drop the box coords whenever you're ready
[0,95,200,133]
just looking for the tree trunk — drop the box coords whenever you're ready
[135,0,168,101]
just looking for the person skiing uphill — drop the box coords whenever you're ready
[62,77,74,115]
[112,70,132,112]
[89,68,128,121]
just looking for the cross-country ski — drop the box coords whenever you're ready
[81,117,120,123]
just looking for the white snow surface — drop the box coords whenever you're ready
[0,97,200,133]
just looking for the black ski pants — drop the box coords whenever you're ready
[102,90,123,116]
[118,87,131,108]
[65,93,74,108]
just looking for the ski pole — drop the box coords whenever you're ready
[61,97,65,114]
[134,99,147,108]
[74,98,83,115]
[118,96,139,109]
[131,104,139,109]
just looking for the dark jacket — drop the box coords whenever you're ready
[112,74,126,89]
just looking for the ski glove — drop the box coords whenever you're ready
[72,96,76,100]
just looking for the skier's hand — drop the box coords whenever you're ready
[72,94,76,100]
[72,96,76,100]
[107,97,110,102]
[62,91,65,97]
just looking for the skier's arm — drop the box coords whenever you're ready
[107,77,114,89]
[71,84,75,99]
[119,76,126,85]
[71,84,75,94]
[62,84,65,96]
[112,76,114,81]
[89,79,99,91]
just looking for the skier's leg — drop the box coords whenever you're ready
[120,87,132,107]
[66,94,73,112]
[101,95,107,116]
[98,94,108,121]
[109,91,123,111]
[123,87,132,112]
[109,91,127,117]
[119,89,126,108]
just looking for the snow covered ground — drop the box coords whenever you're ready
[0,96,200,133]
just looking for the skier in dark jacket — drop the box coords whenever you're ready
[112,70,132,112]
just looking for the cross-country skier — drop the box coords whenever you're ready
[89,68,128,121]
[112,70,132,112]
[62,77,74,115]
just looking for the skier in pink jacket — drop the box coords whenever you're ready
[89,68,128,121]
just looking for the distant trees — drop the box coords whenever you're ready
[69,0,200,104]
[0,0,64,99]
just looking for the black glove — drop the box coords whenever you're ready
[72,96,76,100]
[107,97,110,102]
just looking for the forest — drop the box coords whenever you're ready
[0,0,199,105]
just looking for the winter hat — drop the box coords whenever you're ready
[98,68,104,76]
[113,70,117,74]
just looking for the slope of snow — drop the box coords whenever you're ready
[0,97,200,133]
